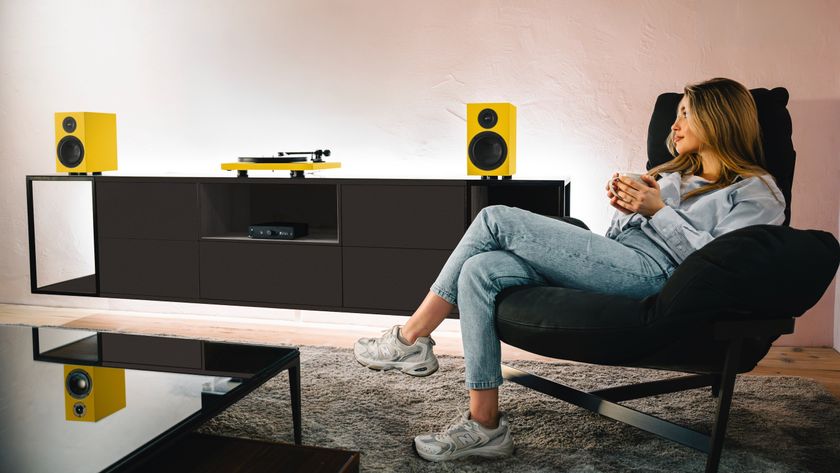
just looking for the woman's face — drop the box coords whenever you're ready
[672,97,701,155]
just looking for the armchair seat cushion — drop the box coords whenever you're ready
[495,225,840,373]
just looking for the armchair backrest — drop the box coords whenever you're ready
[645,87,796,226]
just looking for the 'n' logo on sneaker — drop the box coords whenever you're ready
[453,432,479,448]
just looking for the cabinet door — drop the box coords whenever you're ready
[97,182,198,240]
[342,247,452,312]
[99,239,199,299]
[200,242,341,307]
[341,185,465,249]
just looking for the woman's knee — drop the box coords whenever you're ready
[479,204,516,224]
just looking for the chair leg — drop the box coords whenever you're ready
[710,375,721,398]
[705,339,742,473]
[591,374,715,402]
[502,364,711,452]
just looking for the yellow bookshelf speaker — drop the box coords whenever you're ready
[64,365,126,422]
[55,112,118,174]
[466,103,516,178]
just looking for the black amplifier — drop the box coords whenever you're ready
[248,222,308,240]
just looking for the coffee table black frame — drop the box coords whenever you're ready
[32,327,302,472]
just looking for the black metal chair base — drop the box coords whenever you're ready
[502,365,736,472]
[500,318,794,472]
[501,346,744,471]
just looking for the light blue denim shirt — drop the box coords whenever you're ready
[606,172,786,264]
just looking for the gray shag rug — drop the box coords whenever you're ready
[198,346,840,473]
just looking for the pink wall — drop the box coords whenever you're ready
[776,100,840,346]
[1,0,838,345]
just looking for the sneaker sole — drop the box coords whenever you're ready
[413,438,514,462]
[354,352,439,377]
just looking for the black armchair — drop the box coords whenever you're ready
[494,88,840,473]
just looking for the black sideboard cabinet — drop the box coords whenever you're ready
[27,176,569,317]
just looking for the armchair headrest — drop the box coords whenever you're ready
[646,87,795,225]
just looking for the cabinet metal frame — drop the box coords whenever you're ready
[26,175,100,296]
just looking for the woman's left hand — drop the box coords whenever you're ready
[613,175,666,217]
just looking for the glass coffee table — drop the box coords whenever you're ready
[0,324,357,472]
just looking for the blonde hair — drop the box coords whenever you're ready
[648,77,775,200]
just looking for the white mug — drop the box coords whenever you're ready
[612,172,645,195]
[619,172,645,184]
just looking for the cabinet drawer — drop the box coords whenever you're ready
[343,247,452,312]
[99,239,199,298]
[341,185,465,249]
[200,242,341,307]
[97,182,198,240]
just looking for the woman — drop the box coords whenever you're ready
[354,78,785,462]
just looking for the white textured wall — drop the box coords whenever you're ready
[31,180,96,288]
[1,0,838,346]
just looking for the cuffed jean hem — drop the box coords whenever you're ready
[430,284,457,305]
[465,378,504,390]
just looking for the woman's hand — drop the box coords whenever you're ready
[612,174,666,217]
[606,173,632,215]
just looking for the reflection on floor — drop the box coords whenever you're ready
[2,303,838,399]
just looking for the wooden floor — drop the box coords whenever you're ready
[3,303,839,399]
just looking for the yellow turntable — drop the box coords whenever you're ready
[222,150,341,178]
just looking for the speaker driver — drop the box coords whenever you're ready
[478,108,498,129]
[468,131,508,171]
[57,136,85,168]
[66,369,93,399]
[62,116,77,133]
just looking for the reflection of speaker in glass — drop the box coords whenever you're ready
[467,103,516,178]
[54,112,118,174]
[64,365,126,422]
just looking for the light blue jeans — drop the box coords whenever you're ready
[430,205,678,390]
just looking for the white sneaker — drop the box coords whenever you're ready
[414,410,514,462]
[354,325,439,377]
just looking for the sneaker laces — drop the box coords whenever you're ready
[374,327,402,359]
[436,409,476,441]
[359,328,390,346]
